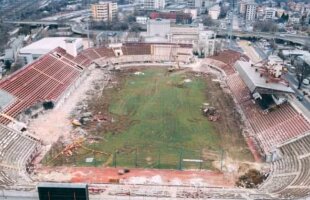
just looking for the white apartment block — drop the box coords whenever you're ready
[186,0,203,8]
[245,3,257,21]
[147,18,171,37]
[239,0,247,14]
[91,1,118,21]
[143,0,166,9]
[264,8,277,20]
[136,16,149,24]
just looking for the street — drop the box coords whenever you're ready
[284,73,310,110]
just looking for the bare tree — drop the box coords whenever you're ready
[303,40,310,51]
[294,57,310,89]
[253,21,278,33]
[4,60,12,70]
[202,15,215,27]
[269,39,278,54]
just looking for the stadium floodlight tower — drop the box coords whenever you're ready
[86,2,91,48]
[228,0,236,49]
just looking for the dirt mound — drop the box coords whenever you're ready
[236,169,266,188]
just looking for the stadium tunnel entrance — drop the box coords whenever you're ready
[43,101,55,110]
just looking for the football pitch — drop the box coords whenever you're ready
[45,67,252,169]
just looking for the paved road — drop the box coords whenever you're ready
[238,41,261,63]
[213,28,310,45]
[252,44,268,60]
[284,73,310,110]
[4,19,310,45]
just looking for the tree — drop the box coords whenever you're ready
[306,27,310,37]
[303,40,310,51]
[294,57,310,89]
[126,15,136,23]
[280,13,289,22]
[90,19,129,31]
[300,14,307,27]
[130,23,142,32]
[253,21,278,33]
[111,21,128,31]
[19,26,31,35]
[4,60,12,70]
[117,0,126,5]
[0,23,10,52]
[292,23,301,31]
[270,39,278,53]
[219,5,229,19]
[203,8,209,15]
[202,15,215,27]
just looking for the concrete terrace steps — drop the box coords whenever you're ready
[260,133,310,198]
[242,103,298,134]
[121,44,152,56]
[0,48,85,125]
[226,73,251,103]
[257,114,310,153]
[0,125,39,186]
[215,53,310,198]
[94,47,115,58]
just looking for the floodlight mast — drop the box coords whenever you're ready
[228,0,236,49]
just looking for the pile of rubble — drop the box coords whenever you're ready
[109,187,171,197]
[176,189,244,199]
[201,103,220,122]
[71,69,114,124]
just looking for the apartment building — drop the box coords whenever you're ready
[91,1,118,21]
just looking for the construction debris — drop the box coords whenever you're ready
[168,66,176,72]
[118,168,130,175]
[85,157,94,163]
[48,137,110,164]
[72,127,87,136]
[49,138,85,162]
[82,112,92,118]
[201,104,220,122]
[93,114,109,122]
[109,187,170,197]
[236,169,265,188]
[109,178,120,184]
[88,187,106,194]
[134,72,144,76]
[72,119,82,126]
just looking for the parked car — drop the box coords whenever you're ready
[303,79,310,85]
[297,95,304,101]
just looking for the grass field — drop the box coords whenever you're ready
[45,67,253,169]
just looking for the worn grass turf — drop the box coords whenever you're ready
[90,68,219,168]
[46,68,252,169]
[108,69,219,150]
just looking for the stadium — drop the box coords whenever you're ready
[0,42,310,200]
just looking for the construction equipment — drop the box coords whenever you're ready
[201,104,220,122]
[251,58,289,87]
[168,45,181,72]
